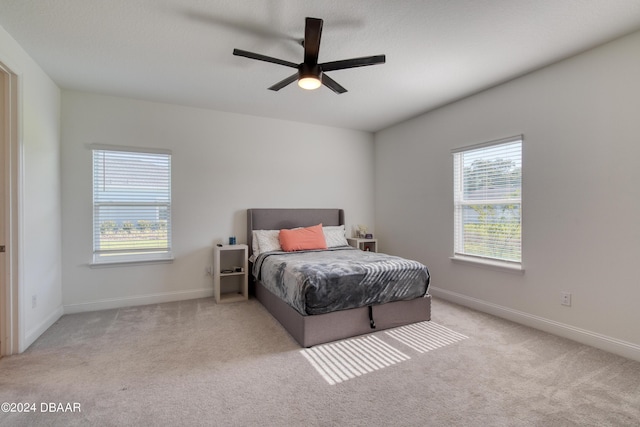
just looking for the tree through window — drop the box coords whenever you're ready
[92,146,172,264]
[453,136,522,265]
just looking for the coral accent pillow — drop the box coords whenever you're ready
[279,224,328,252]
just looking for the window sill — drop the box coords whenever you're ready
[450,255,524,274]
[90,255,174,268]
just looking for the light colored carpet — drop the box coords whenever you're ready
[301,334,412,385]
[301,321,468,385]
[1,297,639,426]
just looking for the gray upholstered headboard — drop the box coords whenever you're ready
[246,208,344,257]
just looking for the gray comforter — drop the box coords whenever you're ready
[253,247,430,315]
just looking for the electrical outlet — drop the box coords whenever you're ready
[561,292,571,307]
[32,294,37,309]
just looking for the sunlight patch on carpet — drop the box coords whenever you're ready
[300,322,469,385]
[385,321,468,353]
[300,335,410,385]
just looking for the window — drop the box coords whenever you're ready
[453,136,522,267]
[92,146,172,264]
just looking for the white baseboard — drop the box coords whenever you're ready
[63,288,214,314]
[430,286,640,363]
[23,305,64,352]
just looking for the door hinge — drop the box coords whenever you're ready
[0,245,5,253]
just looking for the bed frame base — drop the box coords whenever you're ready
[256,281,432,347]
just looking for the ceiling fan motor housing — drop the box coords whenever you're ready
[299,63,322,81]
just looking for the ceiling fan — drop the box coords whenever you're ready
[233,17,385,94]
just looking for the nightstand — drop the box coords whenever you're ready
[347,238,377,252]
[213,244,248,303]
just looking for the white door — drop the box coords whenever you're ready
[0,65,6,356]
[0,61,18,356]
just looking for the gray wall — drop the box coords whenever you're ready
[61,91,375,312]
[375,30,640,360]
[0,25,63,351]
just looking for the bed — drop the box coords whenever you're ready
[247,208,431,347]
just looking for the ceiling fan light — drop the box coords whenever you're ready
[298,76,322,90]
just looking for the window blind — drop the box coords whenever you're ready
[453,136,522,264]
[92,148,172,263]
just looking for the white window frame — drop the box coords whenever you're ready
[451,135,523,271]
[91,145,173,266]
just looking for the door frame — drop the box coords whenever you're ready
[1,60,21,356]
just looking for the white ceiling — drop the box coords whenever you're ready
[2,0,640,132]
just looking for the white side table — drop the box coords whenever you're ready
[347,238,378,252]
[213,244,248,303]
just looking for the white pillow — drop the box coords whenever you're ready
[253,229,282,256]
[323,225,349,248]
[251,231,260,260]
[252,226,347,257]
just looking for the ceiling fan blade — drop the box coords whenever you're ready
[233,49,298,68]
[304,17,323,65]
[268,73,299,91]
[320,55,386,72]
[321,74,347,94]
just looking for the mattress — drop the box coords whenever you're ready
[252,246,430,315]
